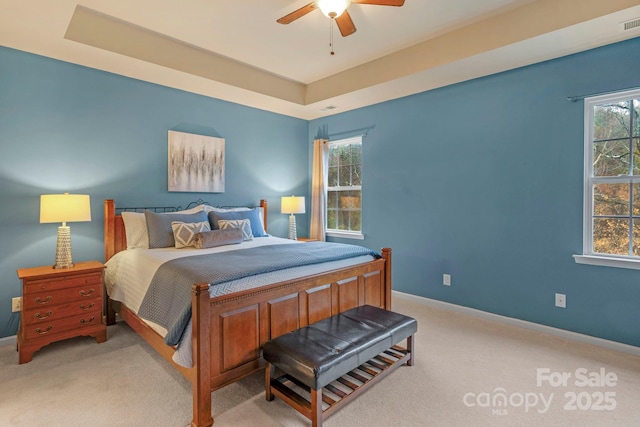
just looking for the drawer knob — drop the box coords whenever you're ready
[80,317,96,324]
[35,326,53,335]
[79,289,95,297]
[34,311,53,320]
[35,296,53,305]
[79,303,95,311]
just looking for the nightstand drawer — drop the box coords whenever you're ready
[24,272,103,294]
[23,284,103,311]
[23,310,102,340]
[23,297,102,326]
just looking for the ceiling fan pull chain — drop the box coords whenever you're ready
[330,18,335,55]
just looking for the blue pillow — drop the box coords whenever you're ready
[208,208,267,237]
[145,210,209,248]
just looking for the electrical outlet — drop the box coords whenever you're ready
[555,293,566,308]
[12,297,22,312]
[443,274,451,286]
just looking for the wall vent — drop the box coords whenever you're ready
[621,17,640,31]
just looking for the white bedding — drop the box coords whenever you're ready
[104,236,374,367]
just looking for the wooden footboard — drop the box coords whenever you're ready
[104,199,392,427]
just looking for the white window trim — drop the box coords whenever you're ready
[575,88,640,269]
[326,230,365,240]
[327,136,363,240]
[573,254,640,270]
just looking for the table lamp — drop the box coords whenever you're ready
[40,193,91,269]
[281,196,305,240]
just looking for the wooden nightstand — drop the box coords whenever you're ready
[16,260,107,364]
[297,237,318,242]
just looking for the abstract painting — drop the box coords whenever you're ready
[168,130,225,193]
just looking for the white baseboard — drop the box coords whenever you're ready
[393,291,640,357]
[0,335,16,347]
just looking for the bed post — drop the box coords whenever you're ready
[191,283,213,427]
[260,199,268,233]
[104,199,116,262]
[104,200,117,325]
[381,248,392,310]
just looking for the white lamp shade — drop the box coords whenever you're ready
[317,0,351,18]
[281,196,306,215]
[40,194,92,224]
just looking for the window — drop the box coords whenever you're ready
[578,88,640,268]
[327,136,363,239]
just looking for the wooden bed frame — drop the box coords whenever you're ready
[103,199,392,427]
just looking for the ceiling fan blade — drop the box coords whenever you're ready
[335,10,357,37]
[350,0,405,6]
[277,2,318,24]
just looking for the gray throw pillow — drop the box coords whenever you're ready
[207,208,267,237]
[144,210,209,248]
[194,228,243,249]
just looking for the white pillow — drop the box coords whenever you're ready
[177,204,207,214]
[120,205,207,250]
[121,212,148,249]
[205,206,249,213]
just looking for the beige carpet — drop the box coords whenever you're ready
[1,295,639,427]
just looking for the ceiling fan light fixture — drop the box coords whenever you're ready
[317,0,351,19]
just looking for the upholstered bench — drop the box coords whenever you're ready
[263,305,417,427]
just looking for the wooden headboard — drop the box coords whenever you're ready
[104,199,268,262]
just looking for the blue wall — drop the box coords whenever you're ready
[313,37,640,348]
[0,47,308,338]
[2,36,640,348]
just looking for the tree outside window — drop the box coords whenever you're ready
[585,89,640,257]
[327,136,362,238]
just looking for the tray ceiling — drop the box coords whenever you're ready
[1,0,640,119]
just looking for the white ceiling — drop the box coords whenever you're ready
[1,0,640,119]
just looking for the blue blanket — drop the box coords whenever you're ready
[137,242,379,346]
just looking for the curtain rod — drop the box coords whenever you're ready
[566,87,639,102]
[566,92,604,102]
[327,125,376,139]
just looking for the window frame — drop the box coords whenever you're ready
[574,88,640,270]
[326,136,364,240]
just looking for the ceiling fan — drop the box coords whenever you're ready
[277,0,405,38]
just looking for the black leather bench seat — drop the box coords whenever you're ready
[263,305,417,427]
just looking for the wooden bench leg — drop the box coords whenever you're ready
[406,334,414,366]
[310,388,323,427]
[265,362,275,401]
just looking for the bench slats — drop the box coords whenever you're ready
[376,354,396,365]
[271,379,313,417]
[325,384,347,398]
[348,370,370,383]
[336,376,359,391]
[367,359,389,371]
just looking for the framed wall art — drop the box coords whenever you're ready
[168,130,225,193]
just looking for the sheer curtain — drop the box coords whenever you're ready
[310,138,329,241]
